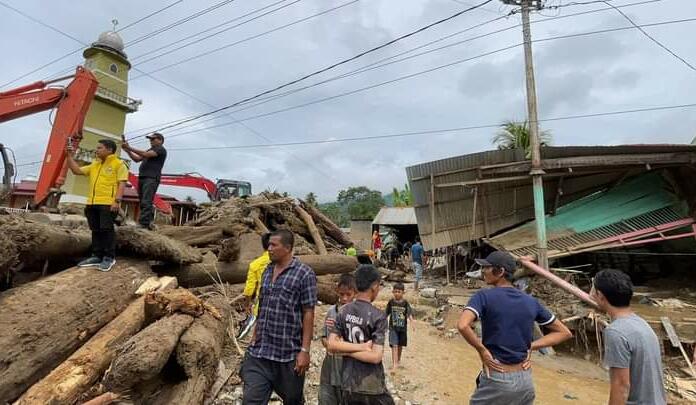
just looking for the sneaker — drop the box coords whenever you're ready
[98,257,116,272]
[78,256,102,267]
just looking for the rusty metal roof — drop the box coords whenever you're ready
[372,207,417,225]
[406,144,696,250]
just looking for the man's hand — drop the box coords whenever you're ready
[521,350,532,370]
[477,347,504,377]
[111,202,120,212]
[294,350,310,375]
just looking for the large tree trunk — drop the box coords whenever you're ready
[294,205,328,255]
[116,227,202,264]
[299,200,352,247]
[102,314,195,393]
[0,260,153,403]
[166,255,358,287]
[158,225,225,247]
[16,297,147,405]
[159,296,232,405]
[0,215,91,276]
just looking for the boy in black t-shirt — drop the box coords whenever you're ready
[327,265,394,405]
[385,282,414,369]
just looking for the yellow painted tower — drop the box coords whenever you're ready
[61,27,140,203]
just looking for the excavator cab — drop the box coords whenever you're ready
[215,179,252,200]
[0,144,15,198]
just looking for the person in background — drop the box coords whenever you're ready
[121,132,167,230]
[66,139,128,272]
[458,251,572,405]
[372,230,382,261]
[385,282,414,370]
[590,269,666,405]
[346,242,357,257]
[238,233,271,339]
[319,273,357,405]
[328,264,394,405]
[410,238,424,290]
[241,230,317,405]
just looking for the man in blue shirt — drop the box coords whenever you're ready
[410,238,424,290]
[241,229,317,405]
[458,251,572,404]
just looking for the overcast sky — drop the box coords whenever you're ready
[1,0,695,202]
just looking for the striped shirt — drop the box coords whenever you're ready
[248,257,317,362]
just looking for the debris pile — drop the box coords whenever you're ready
[0,193,358,404]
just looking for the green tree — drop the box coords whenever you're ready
[337,186,384,220]
[319,202,350,228]
[304,192,318,207]
[492,120,551,158]
[184,195,195,203]
[392,183,413,207]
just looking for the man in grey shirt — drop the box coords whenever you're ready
[591,269,666,405]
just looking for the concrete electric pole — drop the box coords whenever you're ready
[502,0,548,269]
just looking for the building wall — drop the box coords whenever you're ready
[62,44,135,204]
[350,220,372,251]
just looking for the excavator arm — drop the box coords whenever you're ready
[127,172,218,216]
[0,66,98,206]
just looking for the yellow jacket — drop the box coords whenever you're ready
[243,251,270,316]
[80,154,128,205]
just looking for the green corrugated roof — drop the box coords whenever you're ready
[488,172,689,253]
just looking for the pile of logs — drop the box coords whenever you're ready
[0,193,358,403]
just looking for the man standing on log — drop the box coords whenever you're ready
[121,132,167,230]
[242,229,317,404]
[66,139,128,272]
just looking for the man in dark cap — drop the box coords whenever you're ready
[122,132,167,229]
[457,251,572,405]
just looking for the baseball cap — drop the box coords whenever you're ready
[146,132,164,141]
[475,251,517,274]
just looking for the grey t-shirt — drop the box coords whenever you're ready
[331,299,388,395]
[603,314,666,405]
[320,305,343,386]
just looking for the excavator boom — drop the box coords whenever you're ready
[0,67,98,207]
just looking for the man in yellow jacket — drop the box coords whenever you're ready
[238,233,271,338]
[66,139,128,272]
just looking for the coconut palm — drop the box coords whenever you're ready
[492,120,551,156]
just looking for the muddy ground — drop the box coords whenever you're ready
[214,286,613,405]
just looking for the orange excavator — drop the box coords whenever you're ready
[1,67,252,214]
[0,66,99,208]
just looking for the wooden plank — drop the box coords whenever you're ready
[661,316,696,378]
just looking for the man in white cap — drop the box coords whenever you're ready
[122,132,167,229]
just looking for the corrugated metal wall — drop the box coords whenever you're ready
[403,146,684,250]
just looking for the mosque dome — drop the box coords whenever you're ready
[95,30,125,52]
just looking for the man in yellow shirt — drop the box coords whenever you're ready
[66,139,128,272]
[239,233,271,338]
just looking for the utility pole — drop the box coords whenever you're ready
[502,0,548,269]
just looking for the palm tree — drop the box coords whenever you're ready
[492,120,551,157]
[304,192,318,207]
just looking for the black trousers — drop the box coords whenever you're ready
[138,176,160,226]
[341,392,395,405]
[84,205,116,259]
[241,354,305,405]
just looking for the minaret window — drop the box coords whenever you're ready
[110,63,118,73]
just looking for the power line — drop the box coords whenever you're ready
[130,0,299,63]
[124,0,658,138]
[117,0,184,32]
[166,102,696,151]
[125,0,238,47]
[157,15,696,141]
[127,0,496,139]
[0,0,186,88]
[131,0,360,78]
[601,0,696,72]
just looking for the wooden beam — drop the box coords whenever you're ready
[661,316,696,378]
[430,174,436,238]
